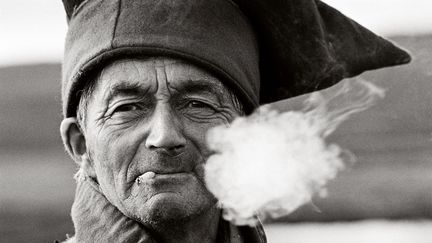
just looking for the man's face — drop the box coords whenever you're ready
[82,58,241,226]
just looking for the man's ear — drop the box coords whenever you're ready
[60,118,96,179]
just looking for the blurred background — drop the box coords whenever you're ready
[0,0,431,242]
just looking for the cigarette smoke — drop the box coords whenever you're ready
[204,78,385,226]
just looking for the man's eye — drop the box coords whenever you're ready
[183,100,217,117]
[113,104,141,113]
[187,101,212,109]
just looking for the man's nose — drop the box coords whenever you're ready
[145,105,186,155]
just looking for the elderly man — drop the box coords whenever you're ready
[59,0,410,242]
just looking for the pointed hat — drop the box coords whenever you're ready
[61,0,410,117]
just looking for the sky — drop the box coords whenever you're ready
[1,0,432,67]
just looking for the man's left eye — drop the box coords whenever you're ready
[183,100,217,116]
[187,101,211,109]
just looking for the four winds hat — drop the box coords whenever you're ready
[61,0,411,116]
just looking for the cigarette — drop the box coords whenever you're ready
[136,171,156,184]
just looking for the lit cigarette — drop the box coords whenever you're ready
[136,171,156,184]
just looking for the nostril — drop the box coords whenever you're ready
[167,145,185,156]
[147,144,158,150]
[149,145,185,156]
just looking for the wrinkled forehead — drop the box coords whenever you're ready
[94,57,228,100]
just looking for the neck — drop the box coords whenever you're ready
[150,206,221,243]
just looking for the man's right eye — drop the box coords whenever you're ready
[112,103,141,113]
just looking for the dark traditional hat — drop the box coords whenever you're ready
[61,0,410,117]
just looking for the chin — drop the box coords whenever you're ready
[136,192,215,226]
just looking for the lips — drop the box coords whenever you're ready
[135,171,192,185]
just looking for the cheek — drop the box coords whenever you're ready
[183,122,213,153]
[181,120,228,171]
[92,132,128,170]
[88,127,144,195]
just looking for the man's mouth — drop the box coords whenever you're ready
[135,171,192,185]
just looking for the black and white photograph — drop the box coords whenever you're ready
[0,0,431,242]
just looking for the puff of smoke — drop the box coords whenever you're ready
[204,78,385,226]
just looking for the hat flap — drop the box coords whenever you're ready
[232,0,411,104]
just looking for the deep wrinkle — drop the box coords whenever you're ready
[104,81,152,108]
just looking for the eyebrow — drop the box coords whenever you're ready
[170,80,225,98]
[102,79,227,104]
[104,81,151,104]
